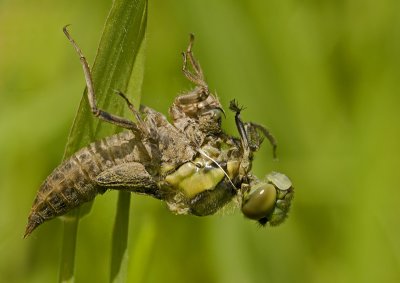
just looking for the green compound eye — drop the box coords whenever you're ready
[242,172,294,226]
[241,183,277,220]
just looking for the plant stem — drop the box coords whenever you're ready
[57,0,147,281]
[58,211,79,283]
[110,192,131,283]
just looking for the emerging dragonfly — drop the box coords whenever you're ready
[25,27,294,237]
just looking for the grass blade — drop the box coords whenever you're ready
[58,0,148,282]
[110,23,147,283]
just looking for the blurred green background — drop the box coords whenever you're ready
[1,0,400,282]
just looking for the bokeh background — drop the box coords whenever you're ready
[1,0,400,282]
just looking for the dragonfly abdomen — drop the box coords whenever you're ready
[24,147,105,237]
[25,131,153,237]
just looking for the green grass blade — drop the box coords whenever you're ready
[128,216,156,282]
[110,32,147,283]
[110,192,131,283]
[59,216,79,283]
[58,0,148,282]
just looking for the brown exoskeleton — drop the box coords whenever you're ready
[24,28,294,237]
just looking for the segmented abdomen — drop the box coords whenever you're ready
[25,131,143,237]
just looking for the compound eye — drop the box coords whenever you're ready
[241,183,276,220]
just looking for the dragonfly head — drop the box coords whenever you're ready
[241,171,294,226]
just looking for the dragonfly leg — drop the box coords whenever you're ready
[113,90,153,139]
[229,100,250,151]
[175,34,211,112]
[63,26,139,131]
[229,100,277,159]
[182,34,207,88]
[169,34,224,139]
[171,34,223,116]
[247,122,277,159]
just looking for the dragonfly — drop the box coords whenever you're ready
[24,27,294,237]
